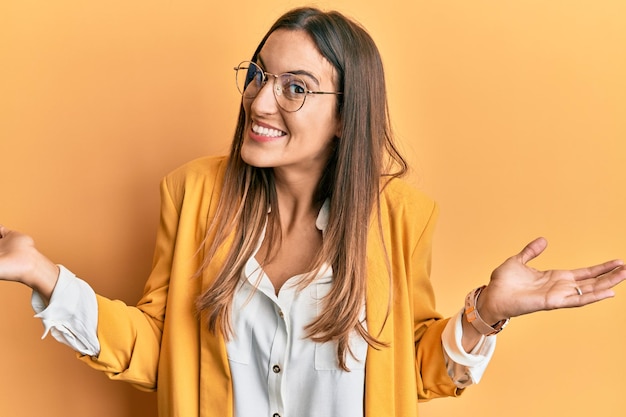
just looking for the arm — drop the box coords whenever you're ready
[410,213,626,393]
[0,174,181,391]
[76,176,182,391]
[407,201,464,399]
[32,265,100,356]
[441,237,626,386]
[465,237,626,344]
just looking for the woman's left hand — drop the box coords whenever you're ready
[476,237,626,324]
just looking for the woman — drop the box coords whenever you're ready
[0,7,624,417]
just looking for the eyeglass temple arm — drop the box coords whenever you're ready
[307,91,343,95]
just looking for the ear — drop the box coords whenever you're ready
[334,115,342,139]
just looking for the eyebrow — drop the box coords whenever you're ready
[256,56,321,88]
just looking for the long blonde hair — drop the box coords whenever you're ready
[196,7,407,370]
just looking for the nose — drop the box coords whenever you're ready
[249,75,279,115]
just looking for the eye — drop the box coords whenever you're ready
[288,83,306,95]
[280,74,307,99]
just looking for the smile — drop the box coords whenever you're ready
[252,123,286,138]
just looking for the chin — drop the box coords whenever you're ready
[239,147,275,169]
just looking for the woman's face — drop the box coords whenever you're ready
[239,29,342,181]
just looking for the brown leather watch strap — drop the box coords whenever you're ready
[464,285,509,336]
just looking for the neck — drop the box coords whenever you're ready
[272,168,323,232]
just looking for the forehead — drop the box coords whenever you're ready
[258,29,336,86]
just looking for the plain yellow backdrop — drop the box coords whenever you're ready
[1,1,624,416]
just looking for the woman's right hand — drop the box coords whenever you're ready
[0,225,59,301]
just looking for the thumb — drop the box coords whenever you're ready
[516,237,548,264]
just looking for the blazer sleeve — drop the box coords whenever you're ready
[77,175,180,391]
[410,202,462,400]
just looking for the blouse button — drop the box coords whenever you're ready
[272,364,281,373]
[272,414,281,417]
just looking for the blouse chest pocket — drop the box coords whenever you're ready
[313,282,368,371]
[314,333,368,371]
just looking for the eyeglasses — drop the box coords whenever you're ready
[234,61,342,112]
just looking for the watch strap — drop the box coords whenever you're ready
[464,285,509,336]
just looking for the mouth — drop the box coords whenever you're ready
[251,122,287,139]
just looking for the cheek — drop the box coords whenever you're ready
[302,103,339,131]
[241,98,252,115]
[317,111,341,140]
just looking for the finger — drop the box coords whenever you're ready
[578,264,626,291]
[560,282,619,308]
[570,268,626,304]
[567,289,617,307]
[569,271,625,311]
[571,259,625,281]
[517,237,548,264]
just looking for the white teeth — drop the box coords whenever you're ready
[252,123,285,138]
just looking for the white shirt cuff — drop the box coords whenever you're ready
[31,265,100,356]
[442,308,497,388]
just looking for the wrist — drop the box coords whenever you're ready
[464,286,509,336]
[24,252,60,301]
[474,285,507,324]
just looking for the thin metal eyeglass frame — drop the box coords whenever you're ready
[234,61,343,112]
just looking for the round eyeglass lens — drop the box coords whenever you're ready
[276,74,307,111]
[235,61,263,97]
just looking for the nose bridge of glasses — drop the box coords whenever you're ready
[269,73,284,96]
[253,72,282,101]
[250,71,288,108]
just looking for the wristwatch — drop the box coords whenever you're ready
[464,285,509,336]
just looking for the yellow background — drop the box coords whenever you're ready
[1,1,624,416]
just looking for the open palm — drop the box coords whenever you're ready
[479,238,626,322]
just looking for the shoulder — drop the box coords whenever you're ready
[164,155,228,190]
[161,155,229,207]
[166,155,229,184]
[377,177,439,242]
[379,177,437,219]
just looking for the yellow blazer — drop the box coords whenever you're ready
[79,156,460,417]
